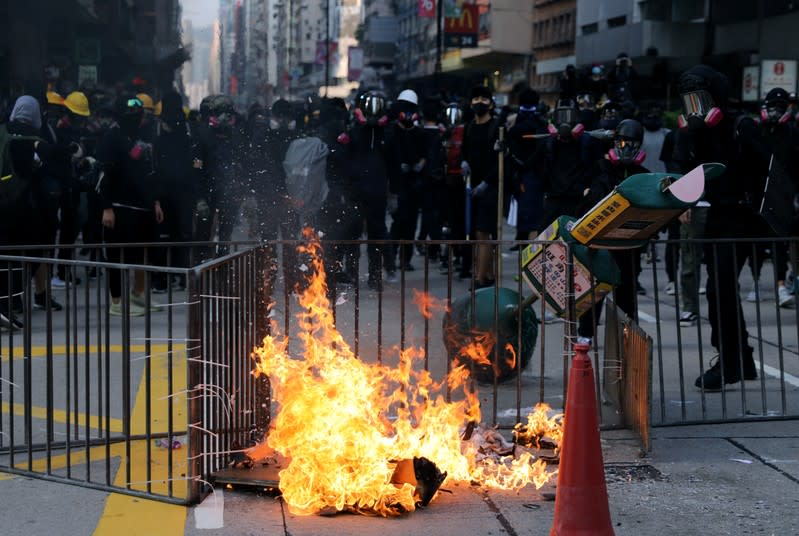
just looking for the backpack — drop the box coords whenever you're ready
[0,123,42,214]
[282,136,329,219]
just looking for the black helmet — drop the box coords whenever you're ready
[552,99,578,127]
[677,65,728,129]
[762,87,791,124]
[615,118,643,143]
[610,119,645,166]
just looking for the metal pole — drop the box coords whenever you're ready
[496,127,505,282]
[324,0,330,96]
[435,0,443,73]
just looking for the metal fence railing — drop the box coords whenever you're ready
[1,235,797,504]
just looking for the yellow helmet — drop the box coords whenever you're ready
[46,91,65,106]
[64,91,91,117]
[137,93,155,111]
[154,101,162,116]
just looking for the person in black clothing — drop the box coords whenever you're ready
[672,64,761,391]
[606,53,637,104]
[576,119,648,342]
[153,90,198,278]
[507,88,547,246]
[346,90,396,290]
[460,85,501,288]
[559,65,579,102]
[0,95,68,322]
[754,87,798,308]
[314,98,360,286]
[416,96,447,262]
[194,95,243,257]
[387,89,426,271]
[96,94,164,317]
[536,100,600,229]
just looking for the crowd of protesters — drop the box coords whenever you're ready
[1,56,798,390]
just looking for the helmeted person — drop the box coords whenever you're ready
[194,94,243,256]
[345,89,397,290]
[415,96,447,262]
[672,64,762,391]
[607,52,637,103]
[441,100,468,274]
[507,88,548,245]
[577,119,649,343]
[387,88,427,271]
[755,87,799,308]
[153,90,197,274]
[96,94,164,317]
[49,91,93,287]
[535,98,600,228]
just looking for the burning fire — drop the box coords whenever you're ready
[251,229,558,516]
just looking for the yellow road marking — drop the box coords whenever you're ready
[93,350,188,535]
[1,402,124,434]
[2,343,185,361]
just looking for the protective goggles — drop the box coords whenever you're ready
[126,98,144,109]
[681,90,716,117]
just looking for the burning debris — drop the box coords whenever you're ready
[248,228,561,517]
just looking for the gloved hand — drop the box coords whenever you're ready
[493,139,506,153]
[412,160,425,173]
[472,181,489,198]
[387,193,399,213]
[400,163,410,173]
[460,160,471,176]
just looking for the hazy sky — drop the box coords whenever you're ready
[182,0,218,28]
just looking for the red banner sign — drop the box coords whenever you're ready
[418,0,435,17]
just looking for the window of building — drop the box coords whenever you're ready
[581,22,598,35]
[608,15,627,28]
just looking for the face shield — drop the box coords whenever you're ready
[681,90,716,118]
[552,107,577,128]
[444,105,463,127]
[361,94,386,119]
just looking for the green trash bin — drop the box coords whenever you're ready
[443,287,538,384]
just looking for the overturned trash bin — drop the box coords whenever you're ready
[443,287,539,384]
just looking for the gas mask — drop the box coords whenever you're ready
[678,89,723,130]
[548,105,584,140]
[608,138,645,166]
[760,101,792,125]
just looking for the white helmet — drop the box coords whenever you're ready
[397,89,419,106]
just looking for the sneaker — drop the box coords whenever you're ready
[576,336,592,346]
[34,292,63,311]
[109,301,146,317]
[130,293,163,312]
[664,281,675,296]
[385,271,398,284]
[679,311,697,327]
[50,276,68,289]
[543,311,561,324]
[777,285,795,308]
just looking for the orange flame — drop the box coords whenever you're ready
[411,289,447,319]
[252,228,555,516]
[513,403,564,451]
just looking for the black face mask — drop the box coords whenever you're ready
[472,103,490,117]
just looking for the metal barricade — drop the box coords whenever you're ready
[0,248,194,504]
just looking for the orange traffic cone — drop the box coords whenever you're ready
[549,342,614,535]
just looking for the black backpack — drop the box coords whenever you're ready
[0,123,42,214]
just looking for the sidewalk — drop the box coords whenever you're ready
[2,421,796,535]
